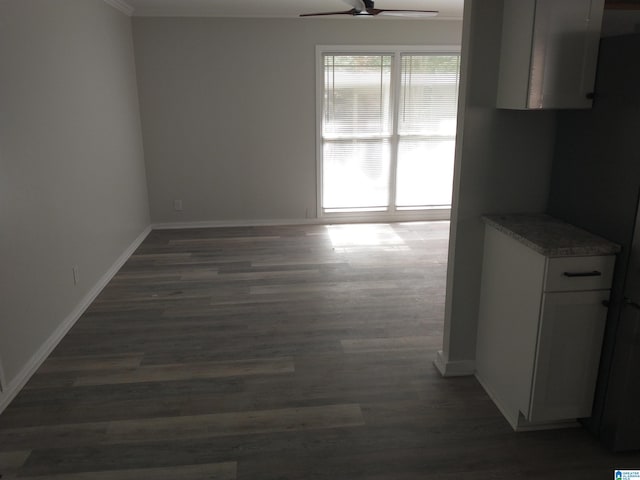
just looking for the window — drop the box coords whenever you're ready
[317,46,460,218]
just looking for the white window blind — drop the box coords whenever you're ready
[396,54,460,208]
[322,55,393,211]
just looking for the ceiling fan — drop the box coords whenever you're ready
[300,0,439,18]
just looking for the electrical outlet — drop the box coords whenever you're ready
[173,199,183,211]
[72,266,80,285]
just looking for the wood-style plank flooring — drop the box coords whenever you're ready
[1,222,639,479]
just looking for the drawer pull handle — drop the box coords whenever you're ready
[562,270,602,278]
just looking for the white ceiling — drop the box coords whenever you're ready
[120,0,464,19]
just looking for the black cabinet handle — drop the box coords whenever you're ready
[562,270,602,278]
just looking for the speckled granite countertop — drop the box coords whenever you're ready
[483,214,621,257]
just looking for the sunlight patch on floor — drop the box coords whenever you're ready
[325,224,409,252]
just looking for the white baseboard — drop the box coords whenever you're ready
[152,214,450,230]
[152,218,320,230]
[433,350,475,377]
[0,226,151,415]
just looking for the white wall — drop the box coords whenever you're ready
[437,0,557,375]
[132,17,463,225]
[0,0,150,402]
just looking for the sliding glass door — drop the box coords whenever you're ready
[318,47,460,218]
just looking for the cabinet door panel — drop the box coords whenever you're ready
[497,0,604,109]
[529,0,604,109]
[528,290,609,422]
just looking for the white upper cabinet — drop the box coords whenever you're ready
[496,0,605,110]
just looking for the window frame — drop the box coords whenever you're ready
[315,44,461,222]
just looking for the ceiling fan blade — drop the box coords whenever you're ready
[370,9,439,17]
[300,9,359,16]
[300,0,438,19]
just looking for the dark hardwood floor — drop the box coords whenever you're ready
[1,222,638,479]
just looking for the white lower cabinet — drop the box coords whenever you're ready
[476,225,614,430]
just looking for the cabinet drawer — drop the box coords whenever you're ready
[544,256,615,292]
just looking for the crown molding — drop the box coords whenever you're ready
[103,0,134,16]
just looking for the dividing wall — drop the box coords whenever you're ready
[132,17,463,225]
